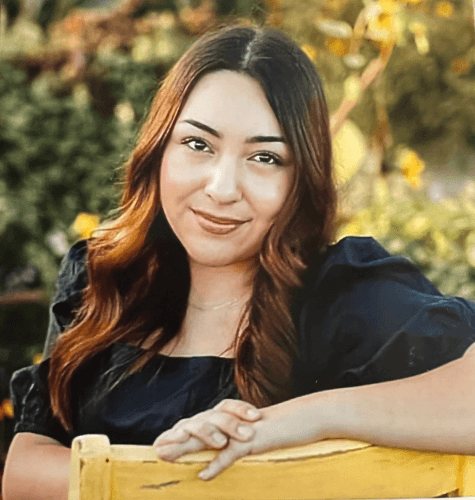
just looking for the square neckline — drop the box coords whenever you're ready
[113,341,235,361]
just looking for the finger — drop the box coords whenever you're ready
[153,428,189,446]
[214,399,262,421]
[160,421,229,450]
[199,441,250,480]
[185,421,229,449]
[155,436,205,461]
[204,411,256,443]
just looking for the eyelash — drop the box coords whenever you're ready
[181,137,284,166]
[182,137,210,153]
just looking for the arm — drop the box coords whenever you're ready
[167,344,475,481]
[4,242,88,499]
[313,342,475,453]
[284,239,475,452]
[2,433,71,500]
[259,342,475,455]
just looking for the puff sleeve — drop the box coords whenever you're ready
[43,239,88,358]
[10,240,88,446]
[291,237,475,396]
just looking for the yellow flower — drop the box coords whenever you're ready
[435,1,454,18]
[33,353,43,365]
[325,37,349,56]
[451,58,470,74]
[367,10,396,44]
[400,150,425,189]
[2,399,14,419]
[301,44,317,61]
[378,0,399,14]
[71,213,100,239]
[377,12,393,29]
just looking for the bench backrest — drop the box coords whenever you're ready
[68,434,475,499]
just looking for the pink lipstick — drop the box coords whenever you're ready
[192,209,249,235]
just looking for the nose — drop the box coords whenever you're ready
[204,156,242,204]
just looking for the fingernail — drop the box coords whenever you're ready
[237,425,253,438]
[199,469,211,480]
[212,432,227,445]
[247,409,260,418]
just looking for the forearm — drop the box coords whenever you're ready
[3,433,71,500]
[290,352,475,454]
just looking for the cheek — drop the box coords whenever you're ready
[246,172,291,218]
[160,150,197,201]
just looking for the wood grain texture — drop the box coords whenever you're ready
[460,455,475,496]
[69,435,111,500]
[69,434,474,499]
[110,438,371,463]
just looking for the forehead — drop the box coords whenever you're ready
[177,70,283,136]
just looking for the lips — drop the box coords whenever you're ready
[192,209,250,235]
[192,209,249,225]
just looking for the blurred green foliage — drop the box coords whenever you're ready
[0,57,157,295]
[337,176,475,301]
[274,0,475,161]
[0,54,161,431]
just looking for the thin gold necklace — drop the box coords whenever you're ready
[188,298,243,311]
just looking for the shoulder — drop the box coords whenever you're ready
[316,235,425,275]
[53,239,88,301]
[59,239,88,275]
[291,236,475,393]
[43,239,89,358]
[295,236,439,306]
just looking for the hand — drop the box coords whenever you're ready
[154,396,325,481]
[153,399,263,476]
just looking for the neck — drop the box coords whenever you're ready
[187,258,256,307]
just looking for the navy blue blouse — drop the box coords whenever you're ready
[10,236,475,448]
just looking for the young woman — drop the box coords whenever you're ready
[4,24,475,500]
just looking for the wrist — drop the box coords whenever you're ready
[259,390,342,451]
[293,389,344,441]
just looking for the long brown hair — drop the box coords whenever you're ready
[49,24,337,431]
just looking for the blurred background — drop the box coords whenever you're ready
[0,0,474,481]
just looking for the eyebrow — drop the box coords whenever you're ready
[181,119,286,144]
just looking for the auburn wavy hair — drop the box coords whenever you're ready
[49,23,337,431]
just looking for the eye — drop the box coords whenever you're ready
[182,137,212,153]
[251,152,284,166]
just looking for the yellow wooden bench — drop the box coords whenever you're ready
[68,434,475,499]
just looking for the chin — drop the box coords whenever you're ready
[184,240,259,268]
[187,251,249,268]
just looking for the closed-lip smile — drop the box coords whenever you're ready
[192,209,250,225]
